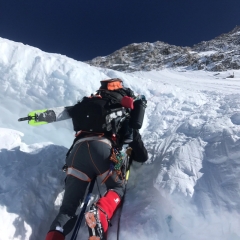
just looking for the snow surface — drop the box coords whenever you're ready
[0,37,240,240]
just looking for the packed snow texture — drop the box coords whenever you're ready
[0,37,240,240]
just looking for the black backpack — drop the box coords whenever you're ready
[67,79,135,134]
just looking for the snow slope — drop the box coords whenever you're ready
[0,37,240,240]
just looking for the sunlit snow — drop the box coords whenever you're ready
[0,37,240,240]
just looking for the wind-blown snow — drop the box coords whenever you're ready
[0,37,240,240]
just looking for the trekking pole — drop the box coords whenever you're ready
[70,177,96,240]
[117,149,132,240]
[18,116,34,122]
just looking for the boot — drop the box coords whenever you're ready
[85,190,121,240]
[45,230,65,240]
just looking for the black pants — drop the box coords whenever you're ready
[49,138,125,235]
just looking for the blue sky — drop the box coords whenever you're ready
[0,0,239,61]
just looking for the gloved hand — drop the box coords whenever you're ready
[126,147,132,156]
[128,129,148,162]
[132,129,141,142]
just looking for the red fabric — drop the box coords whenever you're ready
[121,96,134,109]
[97,190,121,232]
[45,230,65,240]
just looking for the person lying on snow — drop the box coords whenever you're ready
[45,78,148,240]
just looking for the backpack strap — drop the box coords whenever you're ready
[96,89,124,105]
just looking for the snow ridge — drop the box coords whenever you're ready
[0,36,240,240]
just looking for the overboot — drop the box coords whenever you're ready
[85,190,121,240]
[45,230,65,240]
